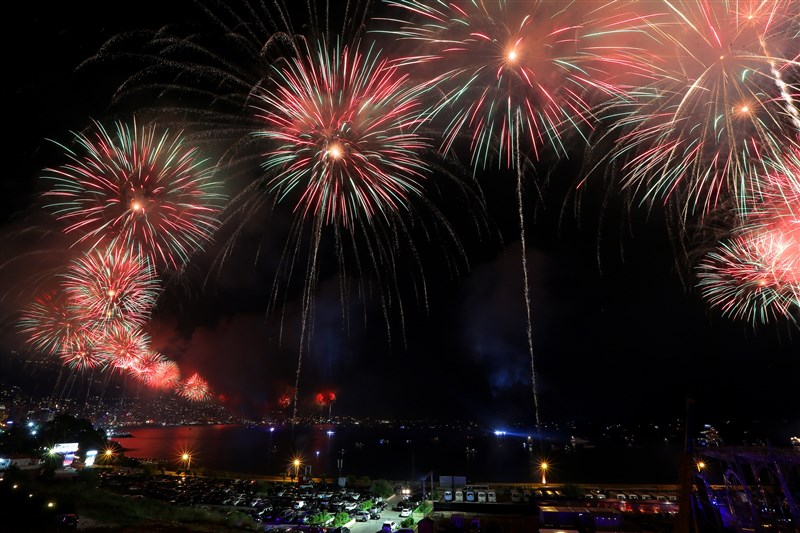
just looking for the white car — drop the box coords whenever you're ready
[382,520,397,532]
[399,507,412,517]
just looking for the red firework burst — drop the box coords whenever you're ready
[18,290,84,356]
[41,119,225,271]
[58,331,106,371]
[96,324,151,372]
[61,245,160,328]
[178,373,212,402]
[146,360,182,390]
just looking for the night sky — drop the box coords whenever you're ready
[2,1,799,431]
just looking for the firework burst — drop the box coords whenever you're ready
[253,39,432,228]
[41,119,225,271]
[377,0,637,167]
[96,323,151,372]
[599,0,800,219]
[59,332,106,371]
[18,290,84,356]
[697,231,800,324]
[146,359,182,390]
[697,144,800,324]
[61,244,160,328]
[129,349,167,384]
[178,372,212,402]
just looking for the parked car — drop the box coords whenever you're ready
[381,520,397,532]
[399,507,412,517]
[354,510,370,522]
[369,508,382,520]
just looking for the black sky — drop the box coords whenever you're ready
[2,1,799,432]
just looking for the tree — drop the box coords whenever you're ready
[38,414,107,454]
[371,479,393,499]
[333,511,351,527]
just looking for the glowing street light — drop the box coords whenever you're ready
[293,458,301,481]
[697,460,706,472]
[103,448,115,463]
[182,453,192,473]
[540,461,549,485]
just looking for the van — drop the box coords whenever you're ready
[443,490,453,502]
[477,491,487,503]
[455,490,463,502]
[487,491,496,503]
[465,490,476,502]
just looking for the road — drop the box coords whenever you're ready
[346,494,410,533]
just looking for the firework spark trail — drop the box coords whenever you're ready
[41,119,225,272]
[761,35,800,132]
[515,110,540,434]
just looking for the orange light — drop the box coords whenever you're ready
[507,49,518,62]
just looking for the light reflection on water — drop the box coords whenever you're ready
[118,423,682,484]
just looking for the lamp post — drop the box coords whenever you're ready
[182,453,191,474]
[540,461,548,485]
[293,458,301,482]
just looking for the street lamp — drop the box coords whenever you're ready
[182,453,191,473]
[540,461,549,485]
[293,458,301,482]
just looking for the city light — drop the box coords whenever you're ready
[540,461,549,485]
